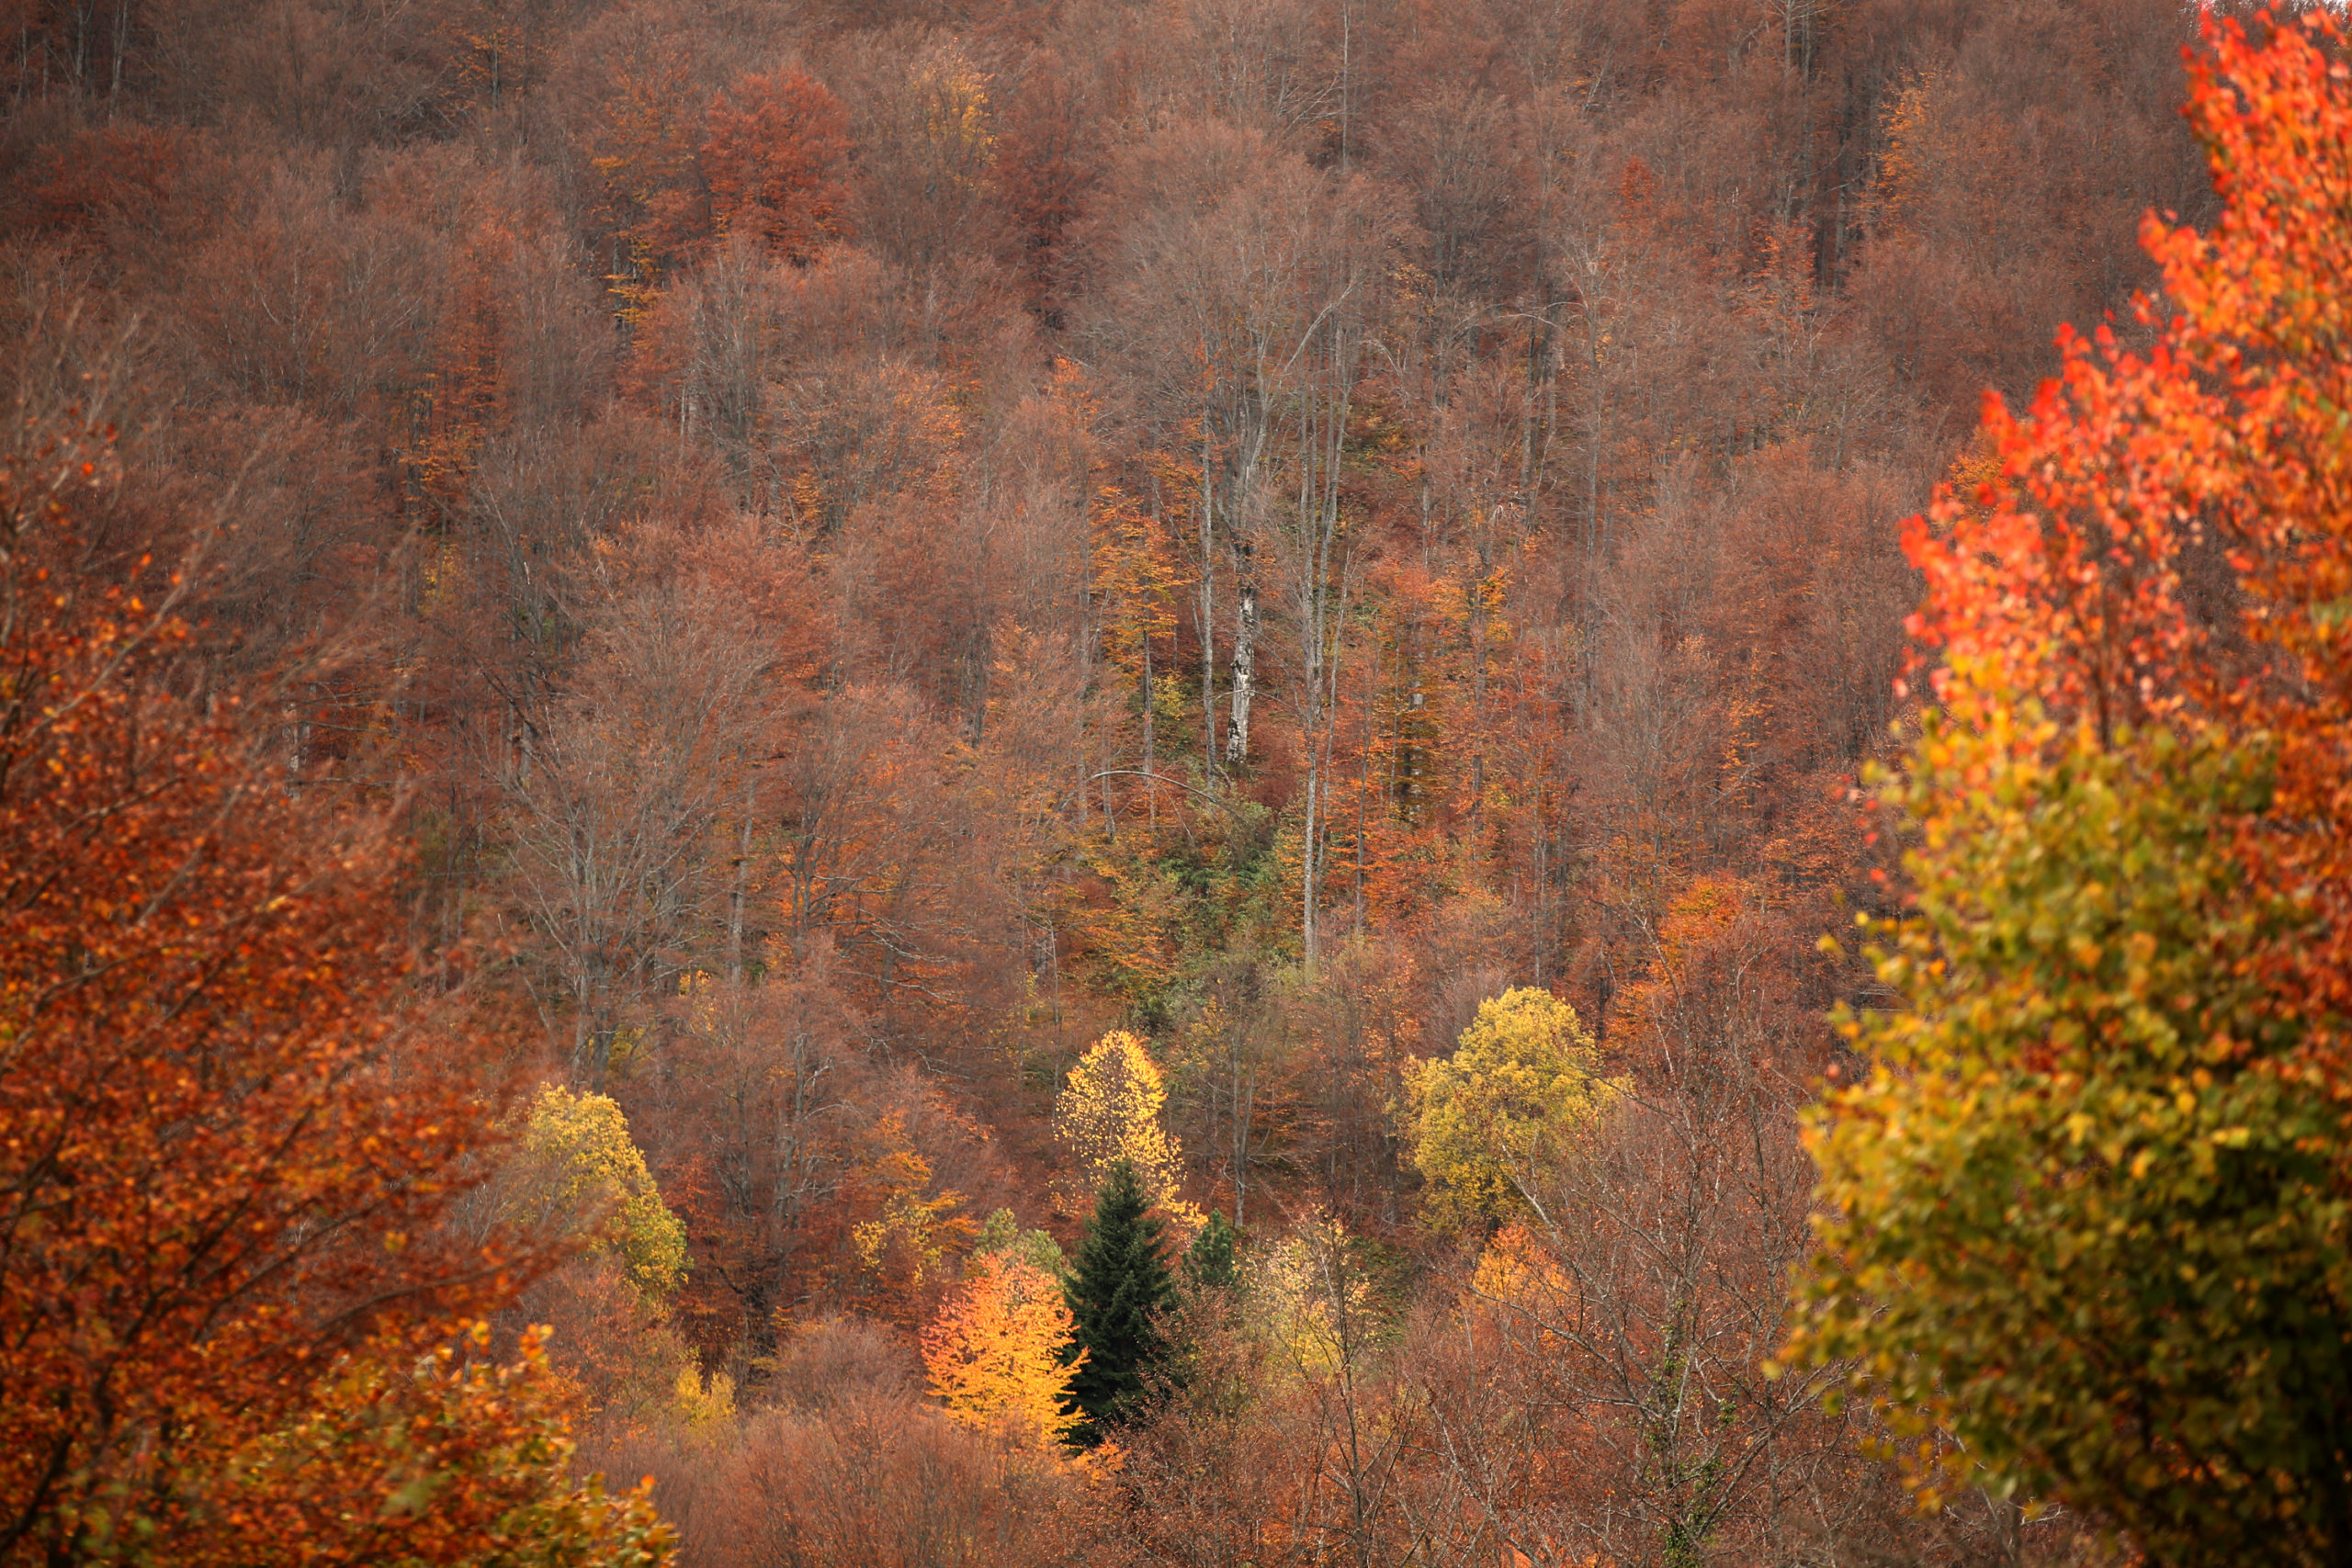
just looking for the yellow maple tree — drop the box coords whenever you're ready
[510,1085,689,1302]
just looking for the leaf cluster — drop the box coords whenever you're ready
[1792,705,2352,1563]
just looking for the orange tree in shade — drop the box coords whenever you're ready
[921,1253,1085,1450]
[0,418,663,1562]
[1785,13,2352,1563]
[700,68,854,264]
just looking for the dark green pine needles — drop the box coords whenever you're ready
[1063,1161,1175,1439]
[1184,1209,1240,1294]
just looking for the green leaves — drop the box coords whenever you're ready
[1787,714,2352,1564]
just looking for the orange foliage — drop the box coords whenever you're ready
[190,1324,670,1567]
[701,69,854,264]
[920,1253,1084,1449]
[412,221,516,520]
[0,417,545,1558]
[1903,8,2352,1116]
[10,123,184,240]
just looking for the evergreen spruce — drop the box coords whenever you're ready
[1184,1209,1240,1294]
[1063,1160,1176,1438]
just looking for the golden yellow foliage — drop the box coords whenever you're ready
[517,1086,689,1301]
[1246,1210,1374,1380]
[914,51,993,166]
[669,1364,737,1432]
[1053,1031,1186,1218]
[853,1112,972,1308]
[920,1254,1084,1449]
[1402,988,1618,1230]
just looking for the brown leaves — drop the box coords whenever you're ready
[0,419,555,1560]
[702,70,854,265]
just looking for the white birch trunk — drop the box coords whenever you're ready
[1224,580,1259,768]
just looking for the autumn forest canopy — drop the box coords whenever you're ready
[11,0,2352,1562]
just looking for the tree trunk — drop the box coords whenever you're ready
[1200,448,1219,779]
[1225,578,1258,769]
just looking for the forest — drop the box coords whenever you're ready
[8,0,2352,1562]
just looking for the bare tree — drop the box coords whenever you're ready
[500,574,769,1085]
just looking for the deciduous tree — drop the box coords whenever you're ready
[0,412,633,1561]
[701,69,853,264]
[1789,14,2352,1562]
[1054,1030,1186,1216]
[508,1085,690,1303]
[1402,986,1613,1229]
[922,1252,1084,1448]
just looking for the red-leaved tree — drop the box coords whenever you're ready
[701,69,854,265]
[1904,5,2352,1128]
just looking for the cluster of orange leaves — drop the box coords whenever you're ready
[1904,6,2352,1119]
[0,419,662,1561]
[700,70,854,264]
[920,1253,1084,1450]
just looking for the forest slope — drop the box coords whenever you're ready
[0,0,2229,1562]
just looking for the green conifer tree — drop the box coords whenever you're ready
[1184,1209,1240,1294]
[1062,1160,1175,1438]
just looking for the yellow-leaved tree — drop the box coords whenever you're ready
[512,1085,690,1301]
[1248,1208,1375,1380]
[920,1253,1085,1449]
[972,1207,1067,1279]
[1053,1031,1190,1221]
[494,1086,718,1429]
[1404,987,1618,1230]
[851,1111,973,1314]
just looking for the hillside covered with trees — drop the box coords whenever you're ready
[8,0,2352,1562]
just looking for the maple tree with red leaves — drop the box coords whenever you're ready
[1897,5,2352,1125]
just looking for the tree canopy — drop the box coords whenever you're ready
[1055,1031,1188,1219]
[1404,987,1615,1230]
[1063,1162,1177,1440]
[0,420,670,1563]
[1787,13,2352,1562]
[514,1085,691,1302]
[922,1252,1084,1450]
